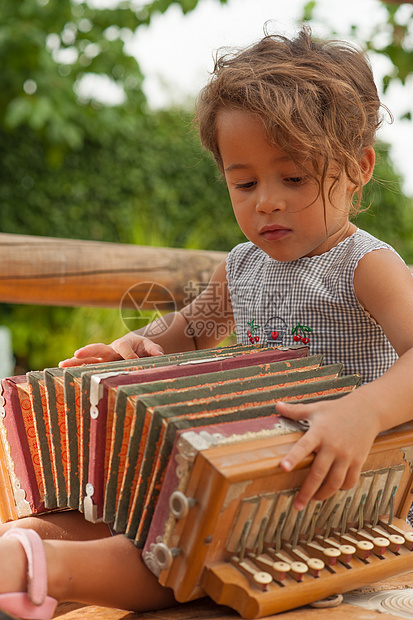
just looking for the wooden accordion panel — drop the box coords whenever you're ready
[143,422,413,618]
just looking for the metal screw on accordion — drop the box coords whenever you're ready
[169,491,197,519]
[153,542,181,571]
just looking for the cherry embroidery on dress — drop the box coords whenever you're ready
[291,323,313,345]
[247,319,260,344]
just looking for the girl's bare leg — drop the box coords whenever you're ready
[48,535,177,611]
[0,512,177,612]
[0,510,111,540]
[0,510,112,541]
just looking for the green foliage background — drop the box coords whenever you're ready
[0,0,412,372]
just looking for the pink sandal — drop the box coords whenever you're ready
[0,529,58,620]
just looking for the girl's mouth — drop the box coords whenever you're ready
[260,225,291,241]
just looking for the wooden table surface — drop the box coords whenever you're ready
[54,571,413,620]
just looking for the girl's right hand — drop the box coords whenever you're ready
[59,333,164,367]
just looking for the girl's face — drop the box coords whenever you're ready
[217,108,357,262]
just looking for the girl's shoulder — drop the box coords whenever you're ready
[226,241,266,272]
[299,228,401,272]
[225,231,403,278]
[333,228,404,273]
[227,241,271,282]
[344,228,398,255]
[228,241,261,258]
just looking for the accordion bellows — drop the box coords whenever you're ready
[0,344,316,528]
[1,343,413,617]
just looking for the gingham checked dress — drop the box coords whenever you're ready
[226,228,399,383]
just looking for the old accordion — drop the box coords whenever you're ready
[1,343,413,618]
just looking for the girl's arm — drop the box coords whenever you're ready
[59,259,234,367]
[278,248,413,510]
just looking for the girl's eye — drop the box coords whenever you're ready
[285,176,306,185]
[235,181,256,190]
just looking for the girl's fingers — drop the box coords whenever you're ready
[111,338,164,359]
[277,401,370,510]
[276,400,314,420]
[110,335,164,359]
[60,336,165,368]
[292,451,346,510]
[111,340,139,360]
[59,343,128,367]
[137,340,164,358]
[340,463,362,492]
[59,356,105,367]
[75,343,122,360]
[312,460,349,502]
[280,427,318,473]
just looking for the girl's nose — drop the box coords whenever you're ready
[256,192,287,213]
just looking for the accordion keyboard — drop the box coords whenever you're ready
[145,424,413,618]
[202,466,413,618]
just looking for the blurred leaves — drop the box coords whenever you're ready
[355,141,413,259]
[302,1,316,22]
[365,3,413,90]
[0,0,142,158]
[0,0,412,371]
[0,0,227,163]
[303,1,413,120]
[0,110,237,249]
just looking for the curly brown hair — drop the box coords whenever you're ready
[195,26,385,214]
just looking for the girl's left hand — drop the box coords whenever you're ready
[276,397,379,511]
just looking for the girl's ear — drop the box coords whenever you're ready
[359,147,375,185]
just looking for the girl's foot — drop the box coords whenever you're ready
[0,529,57,620]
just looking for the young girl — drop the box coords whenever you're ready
[1,26,413,620]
